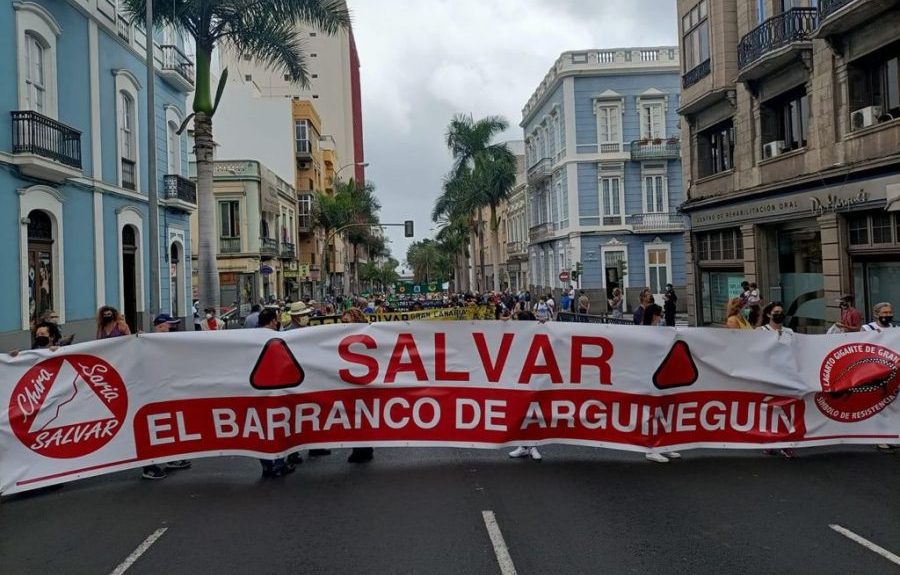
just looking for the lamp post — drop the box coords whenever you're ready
[333,161,369,183]
[320,161,368,297]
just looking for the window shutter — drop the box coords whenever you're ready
[652,104,665,138]
[610,108,620,143]
[598,108,609,142]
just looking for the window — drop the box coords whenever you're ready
[119,91,137,190]
[24,33,46,114]
[220,201,241,238]
[595,104,621,144]
[296,120,310,153]
[640,101,666,140]
[15,3,60,118]
[698,119,734,178]
[643,173,667,213]
[757,0,767,23]
[600,177,623,226]
[761,86,810,153]
[682,0,710,73]
[848,41,900,124]
[848,213,900,247]
[298,194,312,231]
[167,120,179,175]
[872,213,893,244]
[27,210,54,326]
[646,246,671,295]
[697,229,744,261]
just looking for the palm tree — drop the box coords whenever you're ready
[121,0,351,310]
[437,114,517,292]
[434,217,470,292]
[342,180,381,294]
[311,188,353,293]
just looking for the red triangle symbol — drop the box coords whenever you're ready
[250,339,305,390]
[653,340,699,390]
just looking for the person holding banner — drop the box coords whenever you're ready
[142,314,193,480]
[257,307,298,477]
[96,306,131,339]
[342,308,376,464]
[862,302,898,451]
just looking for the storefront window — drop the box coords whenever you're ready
[848,216,869,245]
[701,271,744,325]
[872,214,893,244]
[854,262,900,322]
[777,227,824,332]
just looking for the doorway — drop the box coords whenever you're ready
[122,225,138,331]
[27,210,54,325]
[170,242,184,319]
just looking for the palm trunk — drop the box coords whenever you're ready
[490,204,501,292]
[194,110,219,310]
[478,221,487,292]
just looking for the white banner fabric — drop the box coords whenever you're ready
[1,322,899,493]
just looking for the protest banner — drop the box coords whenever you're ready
[306,305,495,326]
[2,323,898,493]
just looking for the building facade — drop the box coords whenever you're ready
[678,0,900,331]
[521,47,686,310]
[190,160,298,312]
[505,146,529,292]
[0,0,195,348]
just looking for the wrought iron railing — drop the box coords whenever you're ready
[682,58,711,89]
[260,237,279,255]
[220,237,241,254]
[11,111,82,168]
[627,213,687,232]
[819,0,856,21]
[160,45,195,86]
[121,159,137,191]
[164,174,196,205]
[630,139,680,160]
[738,8,818,70]
[281,242,296,259]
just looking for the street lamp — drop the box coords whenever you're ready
[334,161,369,182]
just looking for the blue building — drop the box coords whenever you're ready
[0,0,196,348]
[521,47,685,312]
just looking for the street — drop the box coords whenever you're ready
[2,445,899,575]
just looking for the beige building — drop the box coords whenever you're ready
[678,0,900,330]
[190,160,298,313]
[505,146,530,291]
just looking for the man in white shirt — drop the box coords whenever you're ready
[862,302,895,332]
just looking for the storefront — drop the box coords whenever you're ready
[685,173,900,331]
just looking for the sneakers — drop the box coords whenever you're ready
[141,466,167,480]
[347,447,374,463]
[645,453,670,463]
[508,446,529,458]
[287,452,304,465]
[876,444,895,451]
[165,460,192,470]
[664,452,681,460]
[529,447,542,461]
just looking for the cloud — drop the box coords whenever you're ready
[347,0,677,268]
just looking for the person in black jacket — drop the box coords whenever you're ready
[663,284,677,327]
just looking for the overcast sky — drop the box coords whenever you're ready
[348,0,678,270]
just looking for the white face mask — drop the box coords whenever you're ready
[206,313,213,319]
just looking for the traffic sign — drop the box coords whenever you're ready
[559,271,570,282]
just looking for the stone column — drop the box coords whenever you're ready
[819,213,844,325]
[684,230,697,325]
[740,224,757,284]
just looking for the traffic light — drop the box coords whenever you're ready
[571,261,583,281]
[404,220,414,237]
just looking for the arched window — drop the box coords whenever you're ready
[120,92,136,190]
[24,33,46,113]
[15,2,60,118]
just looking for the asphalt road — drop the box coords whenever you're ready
[2,445,899,575]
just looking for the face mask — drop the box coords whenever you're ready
[840,303,849,309]
[771,313,786,324]
[206,313,213,319]
[34,336,51,348]
[879,316,893,326]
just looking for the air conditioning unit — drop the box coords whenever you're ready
[851,106,882,130]
[763,140,785,160]
[297,160,311,169]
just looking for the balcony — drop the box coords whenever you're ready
[627,213,687,233]
[10,111,82,182]
[220,237,241,254]
[296,139,312,160]
[682,59,711,89]
[527,157,552,184]
[506,240,527,256]
[529,222,556,243]
[163,174,197,212]
[737,8,818,82]
[817,0,896,39]
[630,138,680,161]
[260,237,278,258]
[160,45,195,92]
[280,242,296,259]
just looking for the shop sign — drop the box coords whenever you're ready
[688,175,897,229]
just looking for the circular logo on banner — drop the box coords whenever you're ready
[816,343,900,422]
[8,355,128,458]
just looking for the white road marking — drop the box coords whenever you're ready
[482,510,518,575]
[109,527,168,575]
[829,524,900,567]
